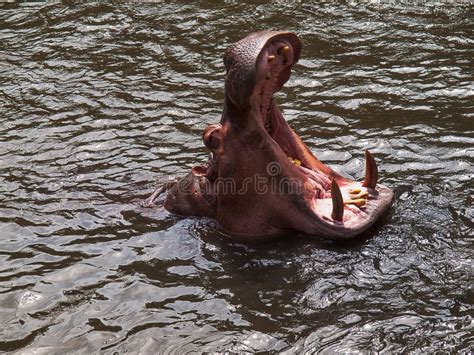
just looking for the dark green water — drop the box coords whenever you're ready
[0,2,472,353]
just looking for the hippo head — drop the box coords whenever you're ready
[162,31,393,240]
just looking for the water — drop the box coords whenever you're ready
[0,2,472,353]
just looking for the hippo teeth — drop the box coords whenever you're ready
[264,107,272,133]
[265,120,272,133]
[331,179,344,222]
[260,64,281,134]
[260,77,276,122]
[362,150,378,188]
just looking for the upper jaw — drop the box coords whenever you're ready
[223,31,301,116]
[253,38,297,134]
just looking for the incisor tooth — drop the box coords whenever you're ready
[344,198,366,207]
[351,191,369,200]
[349,187,361,194]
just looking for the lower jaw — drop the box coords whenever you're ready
[257,96,390,222]
[260,109,376,223]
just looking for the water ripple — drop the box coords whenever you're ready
[0,2,472,353]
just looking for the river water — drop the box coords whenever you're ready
[1,2,472,353]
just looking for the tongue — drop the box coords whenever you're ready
[297,165,332,198]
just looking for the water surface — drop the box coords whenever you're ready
[0,2,473,353]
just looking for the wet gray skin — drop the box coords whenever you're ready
[0,2,472,353]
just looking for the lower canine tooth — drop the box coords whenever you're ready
[362,150,378,189]
[331,180,344,222]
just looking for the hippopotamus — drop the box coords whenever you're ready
[145,31,393,241]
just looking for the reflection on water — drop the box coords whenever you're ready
[0,2,472,353]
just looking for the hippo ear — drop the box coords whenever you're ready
[203,124,222,151]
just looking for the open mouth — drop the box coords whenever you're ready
[252,39,392,236]
[160,30,393,240]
